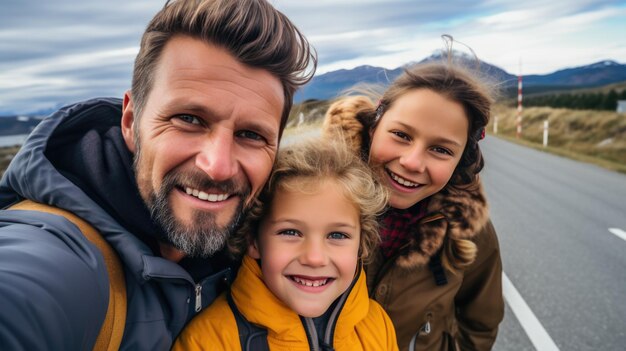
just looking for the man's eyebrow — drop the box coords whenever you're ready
[177,103,221,118]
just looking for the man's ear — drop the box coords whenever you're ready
[247,239,261,259]
[121,90,137,154]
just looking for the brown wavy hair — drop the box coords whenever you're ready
[228,139,389,262]
[132,0,317,136]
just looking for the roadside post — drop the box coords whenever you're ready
[543,120,549,147]
[493,115,498,134]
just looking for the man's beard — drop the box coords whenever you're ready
[133,149,250,258]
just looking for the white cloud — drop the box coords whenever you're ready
[1,0,625,114]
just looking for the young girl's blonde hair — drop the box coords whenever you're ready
[229,139,388,261]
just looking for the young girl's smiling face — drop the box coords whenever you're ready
[369,88,468,209]
[249,179,360,317]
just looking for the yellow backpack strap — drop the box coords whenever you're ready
[8,200,127,351]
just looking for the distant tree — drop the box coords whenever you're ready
[520,88,626,111]
[588,93,602,110]
[554,94,568,108]
[582,94,593,109]
[602,90,619,110]
[571,94,583,109]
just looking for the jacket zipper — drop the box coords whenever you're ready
[322,277,354,347]
[408,315,432,351]
[303,317,320,351]
[194,284,202,312]
[421,320,432,334]
[302,267,360,350]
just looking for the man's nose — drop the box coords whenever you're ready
[195,130,238,182]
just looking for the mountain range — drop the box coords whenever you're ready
[294,51,626,102]
[0,115,44,137]
[2,53,626,137]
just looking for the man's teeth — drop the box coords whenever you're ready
[292,276,329,287]
[389,171,419,188]
[185,187,229,202]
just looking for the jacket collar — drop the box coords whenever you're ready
[394,181,489,269]
[231,256,369,343]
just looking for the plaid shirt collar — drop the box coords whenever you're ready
[379,199,430,258]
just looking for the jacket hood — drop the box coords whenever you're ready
[0,98,194,283]
[322,96,490,270]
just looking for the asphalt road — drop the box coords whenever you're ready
[483,136,626,351]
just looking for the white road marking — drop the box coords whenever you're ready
[503,272,560,351]
[608,228,626,241]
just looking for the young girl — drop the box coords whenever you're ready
[173,140,398,350]
[322,63,504,351]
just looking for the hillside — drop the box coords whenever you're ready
[490,105,626,171]
[0,116,44,136]
[0,146,19,178]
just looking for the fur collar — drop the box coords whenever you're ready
[396,181,489,269]
[322,96,490,269]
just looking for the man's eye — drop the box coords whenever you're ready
[175,114,201,125]
[237,130,265,142]
[278,229,300,236]
[328,232,349,240]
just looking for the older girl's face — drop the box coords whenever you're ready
[369,89,468,209]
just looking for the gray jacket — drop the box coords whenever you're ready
[0,98,235,350]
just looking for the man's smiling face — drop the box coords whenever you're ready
[121,35,284,257]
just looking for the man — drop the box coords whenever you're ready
[0,0,315,349]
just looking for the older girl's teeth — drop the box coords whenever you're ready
[390,172,418,187]
[185,187,229,202]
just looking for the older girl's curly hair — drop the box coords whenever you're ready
[228,139,388,261]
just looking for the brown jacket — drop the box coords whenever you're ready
[322,97,504,351]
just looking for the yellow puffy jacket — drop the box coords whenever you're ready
[173,255,398,351]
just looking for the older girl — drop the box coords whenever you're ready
[323,63,504,351]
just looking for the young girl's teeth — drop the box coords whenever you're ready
[293,276,328,287]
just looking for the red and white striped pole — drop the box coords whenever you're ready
[516,76,522,138]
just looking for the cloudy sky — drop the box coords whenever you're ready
[1,0,625,115]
